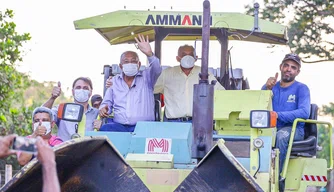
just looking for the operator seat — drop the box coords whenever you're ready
[290,104,318,157]
[154,99,161,121]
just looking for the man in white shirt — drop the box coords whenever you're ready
[154,45,225,122]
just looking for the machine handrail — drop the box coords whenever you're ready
[281,118,333,179]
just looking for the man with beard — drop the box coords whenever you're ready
[262,53,310,190]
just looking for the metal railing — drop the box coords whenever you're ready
[281,119,333,179]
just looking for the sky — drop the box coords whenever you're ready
[2,0,334,116]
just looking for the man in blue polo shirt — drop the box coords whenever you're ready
[262,53,310,177]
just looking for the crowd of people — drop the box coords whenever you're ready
[0,33,309,192]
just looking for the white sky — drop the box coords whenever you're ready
[2,0,334,111]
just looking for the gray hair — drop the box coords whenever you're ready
[32,107,54,122]
[120,51,139,63]
[178,45,195,56]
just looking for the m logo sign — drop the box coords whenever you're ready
[145,138,172,154]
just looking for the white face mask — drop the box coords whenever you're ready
[34,122,51,135]
[180,55,196,69]
[122,63,139,77]
[74,89,90,103]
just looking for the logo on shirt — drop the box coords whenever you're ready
[145,138,172,154]
[287,94,296,103]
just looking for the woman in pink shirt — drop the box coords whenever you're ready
[17,107,63,166]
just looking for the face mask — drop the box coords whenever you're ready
[74,89,90,103]
[122,63,139,77]
[34,122,51,135]
[180,55,196,69]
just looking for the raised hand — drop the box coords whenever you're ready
[32,122,47,137]
[266,72,278,90]
[135,34,153,57]
[51,81,61,99]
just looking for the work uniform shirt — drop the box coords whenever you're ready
[52,104,98,141]
[100,55,162,125]
[154,65,225,119]
[262,81,310,135]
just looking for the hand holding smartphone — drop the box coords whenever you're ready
[11,136,37,154]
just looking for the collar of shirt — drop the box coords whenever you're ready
[86,104,94,114]
[177,65,196,75]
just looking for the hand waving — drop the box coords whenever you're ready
[135,34,153,57]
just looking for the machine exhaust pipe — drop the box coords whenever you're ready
[191,0,215,159]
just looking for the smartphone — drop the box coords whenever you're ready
[12,136,37,154]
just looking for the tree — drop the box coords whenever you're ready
[0,9,31,171]
[0,9,31,128]
[0,9,73,172]
[245,0,334,63]
[322,102,334,117]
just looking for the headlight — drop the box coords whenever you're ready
[57,103,84,122]
[250,110,276,128]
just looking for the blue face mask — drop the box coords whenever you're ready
[122,63,139,76]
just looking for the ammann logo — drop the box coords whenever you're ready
[145,14,213,26]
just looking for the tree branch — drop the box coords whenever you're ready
[323,41,334,46]
[318,8,334,17]
[302,0,318,12]
[301,58,334,64]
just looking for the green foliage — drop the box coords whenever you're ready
[0,9,72,171]
[317,124,331,167]
[245,0,334,63]
[319,103,334,176]
[0,79,72,169]
[0,9,32,170]
[0,9,73,171]
[0,9,31,130]
[322,102,334,117]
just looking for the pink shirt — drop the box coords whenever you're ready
[26,134,63,147]
[16,135,63,157]
[47,135,63,147]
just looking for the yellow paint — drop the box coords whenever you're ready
[126,154,174,169]
[286,158,327,192]
[133,168,191,192]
